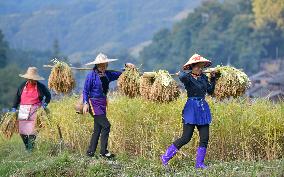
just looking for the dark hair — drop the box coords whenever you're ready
[191,63,197,67]
[94,63,108,71]
[187,63,197,70]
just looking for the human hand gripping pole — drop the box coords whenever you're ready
[41,96,51,116]
[11,108,17,113]
[42,96,47,109]
[125,63,136,68]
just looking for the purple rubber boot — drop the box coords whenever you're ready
[160,144,178,166]
[195,147,208,169]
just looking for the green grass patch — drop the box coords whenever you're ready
[0,137,283,177]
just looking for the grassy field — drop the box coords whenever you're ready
[0,137,283,177]
[35,95,284,160]
[0,95,283,176]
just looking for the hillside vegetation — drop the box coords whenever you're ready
[139,0,284,74]
[0,0,202,56]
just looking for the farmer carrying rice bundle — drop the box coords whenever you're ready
[83,53,135,159]
[12,67,51,152]
[161,54,216,169]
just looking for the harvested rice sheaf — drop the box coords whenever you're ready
[0,112,18,139]
[48,59,76,94]
[209,65,251,100]
[117,67,140,98]
[139,76,155,100]
[150,70,180,103]
[35,107,50,131]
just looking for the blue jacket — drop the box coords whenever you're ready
[83,70,122,103]
[179,71,216,125]
[179,71,216,98]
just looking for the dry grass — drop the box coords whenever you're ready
[118,69,180,102]
[208,66,251,100]
[0,112,18,139]
[35,108,51,132]
[29,95,284,161]
[149,70,181,103]
[48,59,75,94]
[139,76,155,100]
[117,67,140,98]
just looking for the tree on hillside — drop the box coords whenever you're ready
[0,30,9,68]
[253,0,284,29]
[52,39,68,63]
[0,65,22,110]
[52,39,60,59]
[139,29,173,71]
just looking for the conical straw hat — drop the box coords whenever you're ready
[85,53,118,65]
[183,53,212,70]
[19,67,44,80]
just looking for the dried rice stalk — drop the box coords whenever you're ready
[36,107,50,132]
[140,76,155,100]
[117,67,140,98]
[150,70,180,103]
[0,112,18,139]
[209,65,251,100]
[48,59,76,94]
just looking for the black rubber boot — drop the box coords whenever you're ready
[20,134,29,150]
[27,135,36,152]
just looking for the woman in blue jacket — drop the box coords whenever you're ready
[83,53,135,158]
[161,54,216,169]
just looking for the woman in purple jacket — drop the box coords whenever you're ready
[83,53,135,158]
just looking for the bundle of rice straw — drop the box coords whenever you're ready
[48,59,76,94]
[0,112,18,139]
[208,65,251,100]
[117,67,140,98]
[139,75,155,100]
[35,107,50,131]
[149,70,181,103]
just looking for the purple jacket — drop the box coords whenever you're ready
[83,70,122,103]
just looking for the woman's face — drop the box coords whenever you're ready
[27,79,36,84]
[96,63,108,72]
[192,62,205,74]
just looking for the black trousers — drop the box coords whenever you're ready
[173,124,209,149]
[87,115,111,155]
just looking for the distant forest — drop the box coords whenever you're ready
[0,0,202,58]
[138,0,284,74]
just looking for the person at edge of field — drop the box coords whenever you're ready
[12,67,51,152]
[82,53,135,159]
[160,54,216,169]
